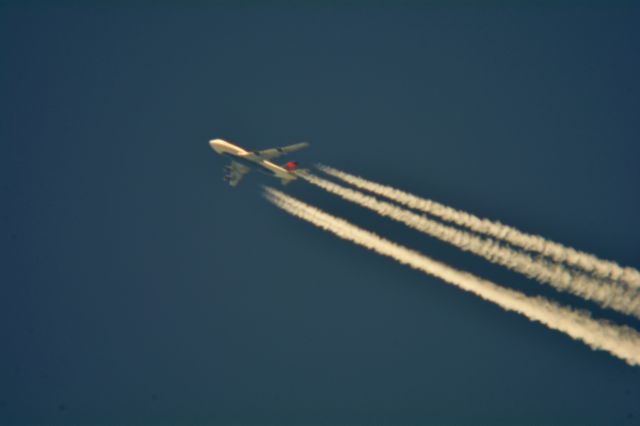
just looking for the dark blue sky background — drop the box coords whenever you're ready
[1,2,639,425]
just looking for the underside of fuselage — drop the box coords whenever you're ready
[221,152,280,177]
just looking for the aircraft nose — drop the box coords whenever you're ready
[209,139,222,153]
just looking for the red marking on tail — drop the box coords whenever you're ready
[285,161,298,171]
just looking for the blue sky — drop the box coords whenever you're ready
[1,3,639,424]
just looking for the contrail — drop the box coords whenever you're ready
[264,187,640,366]
[318,165,640,290]
[299,173,640,319]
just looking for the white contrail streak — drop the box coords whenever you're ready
[264,187,640,366]
[299,173,640,319]
[318,165,640,290]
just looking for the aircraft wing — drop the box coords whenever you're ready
[224,161,250,187]
[253,142,309,159]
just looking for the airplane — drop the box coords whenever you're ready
[209,138,310,187]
